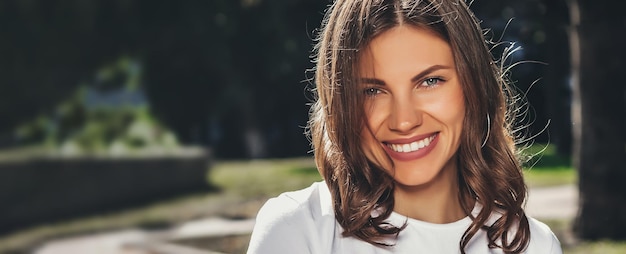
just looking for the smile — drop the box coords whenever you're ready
[386,134,437,153]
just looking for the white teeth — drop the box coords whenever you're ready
[387,135,436,153]
[402,144,410,152]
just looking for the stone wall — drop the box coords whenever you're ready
[0,152,211,234]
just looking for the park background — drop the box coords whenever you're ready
[0,0,624,253]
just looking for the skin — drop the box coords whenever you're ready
[359,25,467,224]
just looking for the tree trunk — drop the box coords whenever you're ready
[572,0,626,240]
[542,0,573,157]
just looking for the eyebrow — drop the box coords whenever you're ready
[359,65,452,86]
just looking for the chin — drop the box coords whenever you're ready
[387,155,458,189]
[390,167,440,187]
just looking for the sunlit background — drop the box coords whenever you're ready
[0,0,624,253]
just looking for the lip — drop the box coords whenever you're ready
[382,132,439,161]
[384,132,438,145]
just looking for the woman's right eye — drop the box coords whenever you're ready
[364,87,381,97]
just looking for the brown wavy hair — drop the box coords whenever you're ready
[307,0,530,253]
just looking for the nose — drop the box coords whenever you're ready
[388,96,422,133]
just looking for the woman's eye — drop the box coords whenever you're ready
[422,77,443,87]
[364,88,381,96]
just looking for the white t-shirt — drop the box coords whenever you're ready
[247,181,562,254]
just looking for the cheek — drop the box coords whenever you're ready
[442,94,467,147]
[360,127,392,171]
[449,91,466,128]
[363,100,388,131]
[444,100,465,127]
[428,88,465,127]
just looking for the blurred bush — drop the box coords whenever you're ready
[14,57,180,157]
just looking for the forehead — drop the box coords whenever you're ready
[358,25,454,76]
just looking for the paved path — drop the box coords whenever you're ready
[34,218,256,254]
[526,184,578,220]
[34,184,577,254]
[35,229,152,254]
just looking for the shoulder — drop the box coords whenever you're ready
[525,216,563,254]
[247,181,335,254]
[254,181,328,224]
[475,204,563,253]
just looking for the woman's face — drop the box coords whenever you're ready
[358,25,465,188]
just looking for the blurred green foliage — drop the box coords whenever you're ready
[523,143,572,170]
[14,57,180,156]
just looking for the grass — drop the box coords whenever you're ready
[564,241,626,254]
[522,143,577,187]
[1,145,624,253]
[209,157,321,200]
[524,168,576,188]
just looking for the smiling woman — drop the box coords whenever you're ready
[247,0,562,253]
[359,26,465,194]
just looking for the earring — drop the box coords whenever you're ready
[481,114,490,148]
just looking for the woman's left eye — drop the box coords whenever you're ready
[363,87,382,97]
[422,77,444,87]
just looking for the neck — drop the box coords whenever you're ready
[393,161,468,224]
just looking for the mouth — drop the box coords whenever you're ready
[385,134,437,153]
[381,133,439,161]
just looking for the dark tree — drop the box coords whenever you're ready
[0,0,328,158]
[540,0,572,156]
[571,0,626,239]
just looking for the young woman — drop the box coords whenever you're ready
[248,0,562,253]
